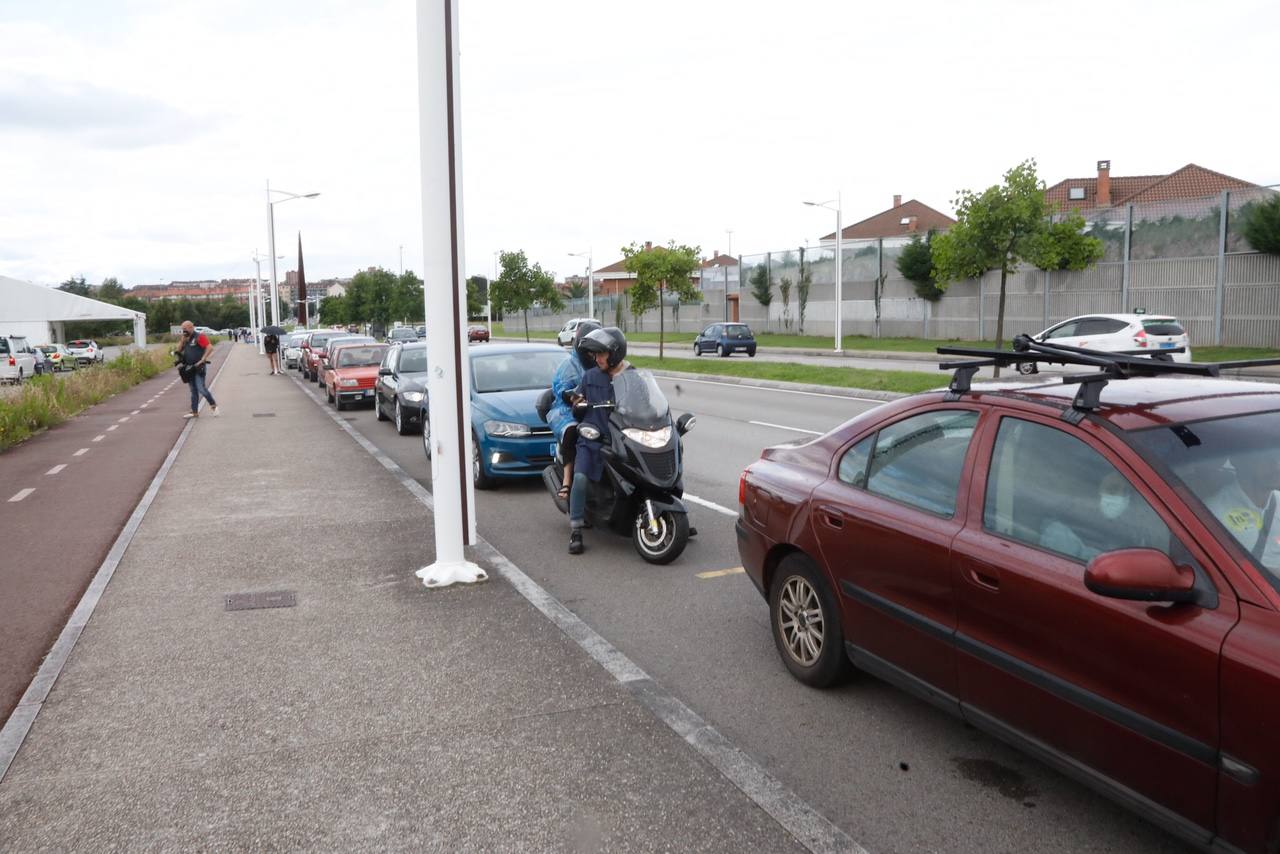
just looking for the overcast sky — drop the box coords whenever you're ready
[2,0,1277,289]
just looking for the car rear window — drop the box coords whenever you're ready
[1141,319,1184,336]
[724,325,753,339]
[70,340,90,347]
[0,340,9,355]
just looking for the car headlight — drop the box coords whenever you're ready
[623,426,671,448]
[402,391,424,403]
[484,420,531,437]
[339,378,359,387]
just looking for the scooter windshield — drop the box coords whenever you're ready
[612,369,670,429]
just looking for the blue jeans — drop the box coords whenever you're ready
[569,472,589,529]
[189,370,216,412]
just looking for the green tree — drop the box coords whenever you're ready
[345,267,398,330]
[621,241,701,359]
[466,275,488,318]
[393,271,424,322]
[319,295,348,325]
[98,277,126,302]
[489,251,563,341]
[59,276,91,296]
[1242,194,1280,255]
[565,280,587,300]
[796,249,811,334]
[778,277,793,330]
[748,262,772,331]
[897,231,945,301]
[932,159,1103,375]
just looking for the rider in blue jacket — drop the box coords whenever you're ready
[549,320,602,501]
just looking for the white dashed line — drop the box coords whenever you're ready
[46,465,67,476]
[749,420,823,436]
[118,416,130,423]
[8,489,35,503]
[106,425,118,432]
[92,435,105,442]
[683,493,738,517]
[74,448,89,456]
[131,410,140,415]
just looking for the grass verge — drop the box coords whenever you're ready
[0,347,176,452]
[628,355,943,395]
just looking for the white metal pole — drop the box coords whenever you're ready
[415,0,483,587]
[587,250,594,319]
[266,181,280,328]
[253,256,266,354]
[834,192,843,353]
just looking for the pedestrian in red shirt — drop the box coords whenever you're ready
[178,320,219,418]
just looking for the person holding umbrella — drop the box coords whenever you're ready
[262,325,285,375]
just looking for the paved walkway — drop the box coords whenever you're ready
[0,343,812,851]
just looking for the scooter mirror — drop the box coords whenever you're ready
[676,412,696,435]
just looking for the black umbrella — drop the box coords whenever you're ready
[260,325,286,336]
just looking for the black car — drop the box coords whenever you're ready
[693,322,756,357]
[374,342,429,435]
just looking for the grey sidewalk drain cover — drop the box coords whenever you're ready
[225,591,296,611]
[252,412,276,417]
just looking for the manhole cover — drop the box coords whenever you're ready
[252,412,276,418]
[225,591,296,611]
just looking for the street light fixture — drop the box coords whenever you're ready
[265,180,320,329]
[568,250,594,319]
[804,194,843,353]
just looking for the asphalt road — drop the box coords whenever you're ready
[283,360,1192,853]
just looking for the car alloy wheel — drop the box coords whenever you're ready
[421,417,432,459]
[768,554,849,687]
[375,392,388,421]
[1017,361,1039,375]
[395,400,412,435]
[472,430,496,489]
[718,344,727,357]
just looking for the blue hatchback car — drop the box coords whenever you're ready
[693,322,757,357]
[420,342,568,488]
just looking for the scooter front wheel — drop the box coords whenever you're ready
[633,509,689,565]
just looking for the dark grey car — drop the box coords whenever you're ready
[374,342,429,435]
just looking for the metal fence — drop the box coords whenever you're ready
[511,185,1280,347]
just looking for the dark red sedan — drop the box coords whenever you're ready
[467,325,490,343]
[738,370,1280,852]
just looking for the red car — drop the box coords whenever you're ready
[467,325,490,343]
[737,344,1280,852]
[324,342,388,410]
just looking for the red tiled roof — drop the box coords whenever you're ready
[820,199,956,241]
[1044,163,1257,209]
[701,253,739,268]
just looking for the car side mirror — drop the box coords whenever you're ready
[1084,549,1197,604]
[378,367,391,376]
[676,412,696,435]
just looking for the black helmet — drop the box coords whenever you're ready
[580,326,627,369]
[572,320,603,369]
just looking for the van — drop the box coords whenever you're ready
[0,335,38,384]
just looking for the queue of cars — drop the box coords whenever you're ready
[2,335,104,384]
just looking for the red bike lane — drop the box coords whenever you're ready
[0,347,229,727]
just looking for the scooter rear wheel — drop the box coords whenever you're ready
[632,509,689,564]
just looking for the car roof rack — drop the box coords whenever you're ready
[938,335,1280,423]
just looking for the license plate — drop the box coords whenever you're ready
[549,442,558,455]
[364,389,373,396]
[1160,342,1175,349]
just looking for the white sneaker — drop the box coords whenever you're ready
[183,412,198,419]
[211,405,220,417]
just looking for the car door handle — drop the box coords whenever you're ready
[966,565,1001,591]
[816,505,845,529]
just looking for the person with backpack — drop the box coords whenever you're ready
[264,331,281,375]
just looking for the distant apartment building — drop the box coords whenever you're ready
[126,279,257,303]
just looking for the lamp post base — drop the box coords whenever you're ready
[415,560,488,588]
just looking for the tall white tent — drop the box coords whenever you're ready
[0,276,146,346]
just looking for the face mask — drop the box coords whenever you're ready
[1100,494,1128,520]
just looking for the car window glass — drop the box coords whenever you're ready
[0,339,9,355]
[1094,318,1130,334]
[837,436,874,488]
[1043,321,1078,339]
[1141,319,1185,336]
[864,410,978,516]
[984,418,1172,563]
[700,326,714,337]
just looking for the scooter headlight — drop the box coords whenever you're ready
[622,426,671,449]
[579,424,601,441]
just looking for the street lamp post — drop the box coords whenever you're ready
[569,250,594,319]
[250,250,283,354]
[265,180,320,330]
[804,194,843,352]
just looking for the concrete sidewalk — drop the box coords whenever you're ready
[0,343,811,851]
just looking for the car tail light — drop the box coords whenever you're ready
[1133,329,1148,348]
[7,356,13,366]
[739,469,748,506]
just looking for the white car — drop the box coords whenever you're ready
[555,318,598,347]
[0,334,38,384]
[65,339,105,366]
[1018,313,1191,374]
[282,331,311,368]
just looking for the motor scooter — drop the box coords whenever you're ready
[541,369,696,564]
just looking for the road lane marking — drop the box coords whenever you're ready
[655,374,888,403]
[106,425,118,432]
[684,493,738,517]
[697,566,745,579]
[8,489,35,502]
[45,465,66,476]
[286,371,864,854]
[91,435,105,442]
[131,410,140,415]
[74,448,89,456]
[118,416,130,423]
[749,420,822,435]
